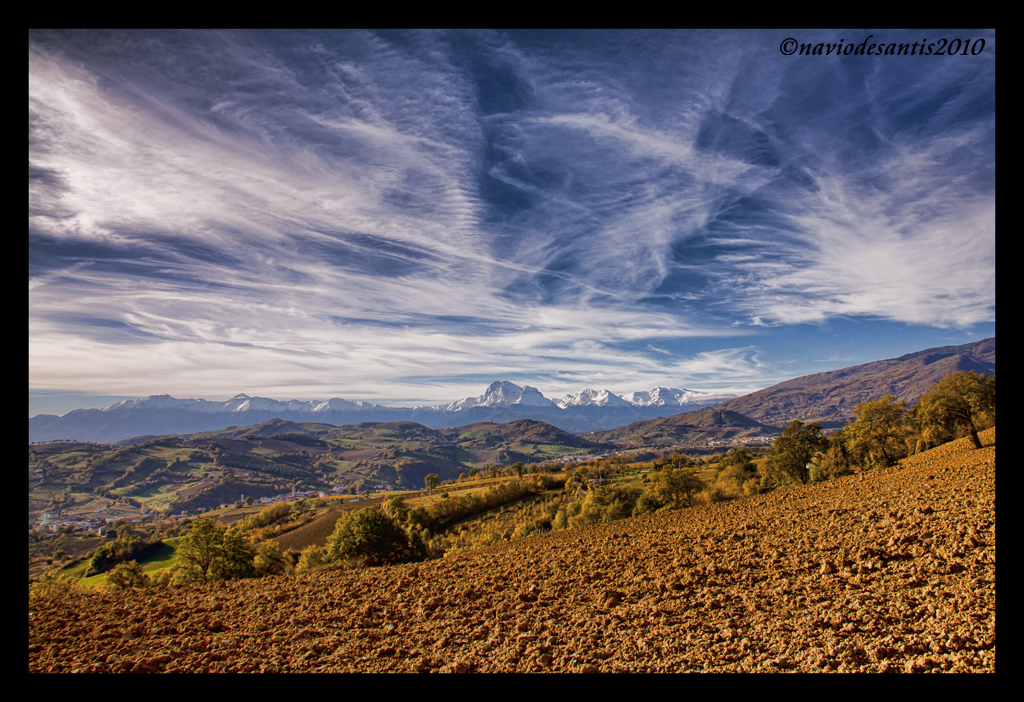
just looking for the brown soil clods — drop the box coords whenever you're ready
[29,430,995,673]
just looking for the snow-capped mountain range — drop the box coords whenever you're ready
[442,381,732,413]
[621,387,720,407]
[29,380,735,444]
[102,393,391,415]
[557,387,634,409]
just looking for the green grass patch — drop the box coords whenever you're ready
[138,539,179,575]
[532,444,578,456]
[145,446,192,461]
[46,451,91,466]
[397,441,429,450]
[70,539,180,590]
[696,466,720,483]
[60,558,92,579]
[399,451,454,467]
[329,438,367,447]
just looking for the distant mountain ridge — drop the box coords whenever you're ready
[29,381,732,444]
[588,407,779,446]
[586,333,995,445]
[711,337,995,426]
[28,337,994,444]
[101,393,393,415]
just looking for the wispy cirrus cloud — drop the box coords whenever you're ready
[29,30,995,414]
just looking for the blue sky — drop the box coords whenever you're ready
[29,30,995,417]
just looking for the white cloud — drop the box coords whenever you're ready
[29,31,995,407]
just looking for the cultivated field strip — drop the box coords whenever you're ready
[28,430,995,672]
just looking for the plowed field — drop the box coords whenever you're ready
[29,430,995,672]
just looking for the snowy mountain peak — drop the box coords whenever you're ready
[136,394,188,409]
[512,385,557,407]
[480,381,523,406]
[620,387,736,407]
[442,381,556,412]
[313,397,361,412]
[558,388,632,409]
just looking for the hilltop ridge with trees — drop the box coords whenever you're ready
[29,419,996,672]
[710,337,993,426]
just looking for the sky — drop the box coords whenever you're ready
[29,30,995,417]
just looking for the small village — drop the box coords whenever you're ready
[32,483,399,536]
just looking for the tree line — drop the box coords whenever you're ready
[760,370,994,489]
[39,371,993,594]
[296,474,563,572]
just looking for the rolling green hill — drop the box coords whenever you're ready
[29,418,611,520]
[586,408,778,447]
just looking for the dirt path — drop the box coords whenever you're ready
[29,430,995,672]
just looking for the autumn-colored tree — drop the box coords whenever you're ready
[810,431,853,482]
[565,484,643,528]
[106,560,150,590]
[175,519,255,583]
[846,395,910,468]
[325,508,416,567]
[213,527,255,580]
[916,371,995,450]
[253,539,288,577]
[721,448,753,470]
[175,518,223,583]
[382,496,411,524]
[760,420,828,489]
[295,544,325,574]
[29,572,81,601]
[636,467,706,512]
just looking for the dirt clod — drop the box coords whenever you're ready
[29,431,995,673]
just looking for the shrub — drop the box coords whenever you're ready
[326,508,417,567]
[742,477,761,497]
[295,544,326,574]
[149,568,176,588]
[106,561,150,590]
[30,572,82,601]
[704,486,734,503]
[512,521,536,539]
[714,463,753,497]
[215,528,256,580]
[382,496,411,523]
[638,467,705,511]
[254,539,289,576]
[810,443,852,482]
